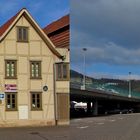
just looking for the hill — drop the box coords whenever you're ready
[70,70,140,92]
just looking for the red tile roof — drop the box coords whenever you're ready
[49,29,69,49]
[0,9,23,37]
[43,14,70,49]
[0,8,62,58]
[43,14,69,34]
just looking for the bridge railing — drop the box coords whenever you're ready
[70,80,140,99]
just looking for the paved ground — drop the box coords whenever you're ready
[1,113,140,139]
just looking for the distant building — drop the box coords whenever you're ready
[43,14,69,49]
[43,14,70,125]
[0,8,70,126]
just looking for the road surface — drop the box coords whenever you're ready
[1,113,140,140]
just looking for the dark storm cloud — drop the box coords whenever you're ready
[71,0,140,65]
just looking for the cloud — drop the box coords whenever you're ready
[71,0,140,67]
[71,41,140,66]
[71,0,140,48]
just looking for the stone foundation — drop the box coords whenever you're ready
[57,120,70,125]
[0,120,56,127]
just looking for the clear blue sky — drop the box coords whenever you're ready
[71,0,140,80]
[0,0,69,28]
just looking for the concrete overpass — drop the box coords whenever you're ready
[70,82,140,116]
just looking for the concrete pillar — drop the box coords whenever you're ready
[92,100,98,116]
[87,101,91,115]
[117,103,120,109]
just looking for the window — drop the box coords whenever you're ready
[56,63,69,80]
[17,27,28,42]
[31,92,42,110]
[5,93,17,111]
[30,61,41,79]
[5,60,17,79]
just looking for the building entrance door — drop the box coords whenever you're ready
[57,93,69,124]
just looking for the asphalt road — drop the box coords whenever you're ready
[1,113,140,140]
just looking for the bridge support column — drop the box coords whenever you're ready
[87,101,92,115]
[92,99,98,116]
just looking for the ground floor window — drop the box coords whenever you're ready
[5,93,17,111]
[31,92,42,110]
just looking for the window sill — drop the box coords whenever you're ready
[30,78,42,80]
[17,40,28,43]
[5,77,17,79]
[31,109,43,111]
[6,109,18,111]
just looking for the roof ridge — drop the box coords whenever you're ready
[43,14,69,35]
[0,8,25,37]
[0,8,63,58]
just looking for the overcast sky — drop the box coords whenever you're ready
[71,0,140,79]
[0,0,69,28]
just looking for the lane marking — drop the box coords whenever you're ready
[109,119,116,122]
[118,117,123,120]
[86,121,93,123]
[77,126,89,129]
[72,119,82,123]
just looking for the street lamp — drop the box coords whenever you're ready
[81,48,87,90]
[128,72,131,98]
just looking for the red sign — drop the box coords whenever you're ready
[5,84,17,92]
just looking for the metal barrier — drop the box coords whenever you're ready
[70,80,140,99]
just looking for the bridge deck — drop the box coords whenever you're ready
[70,82,140,102]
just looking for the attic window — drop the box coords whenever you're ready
[17,27,28,42]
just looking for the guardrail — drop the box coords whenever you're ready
[70,81,140,99]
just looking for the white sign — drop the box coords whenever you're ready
[19,106,28,120]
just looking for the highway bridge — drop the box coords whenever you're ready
[70,81,140,116]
